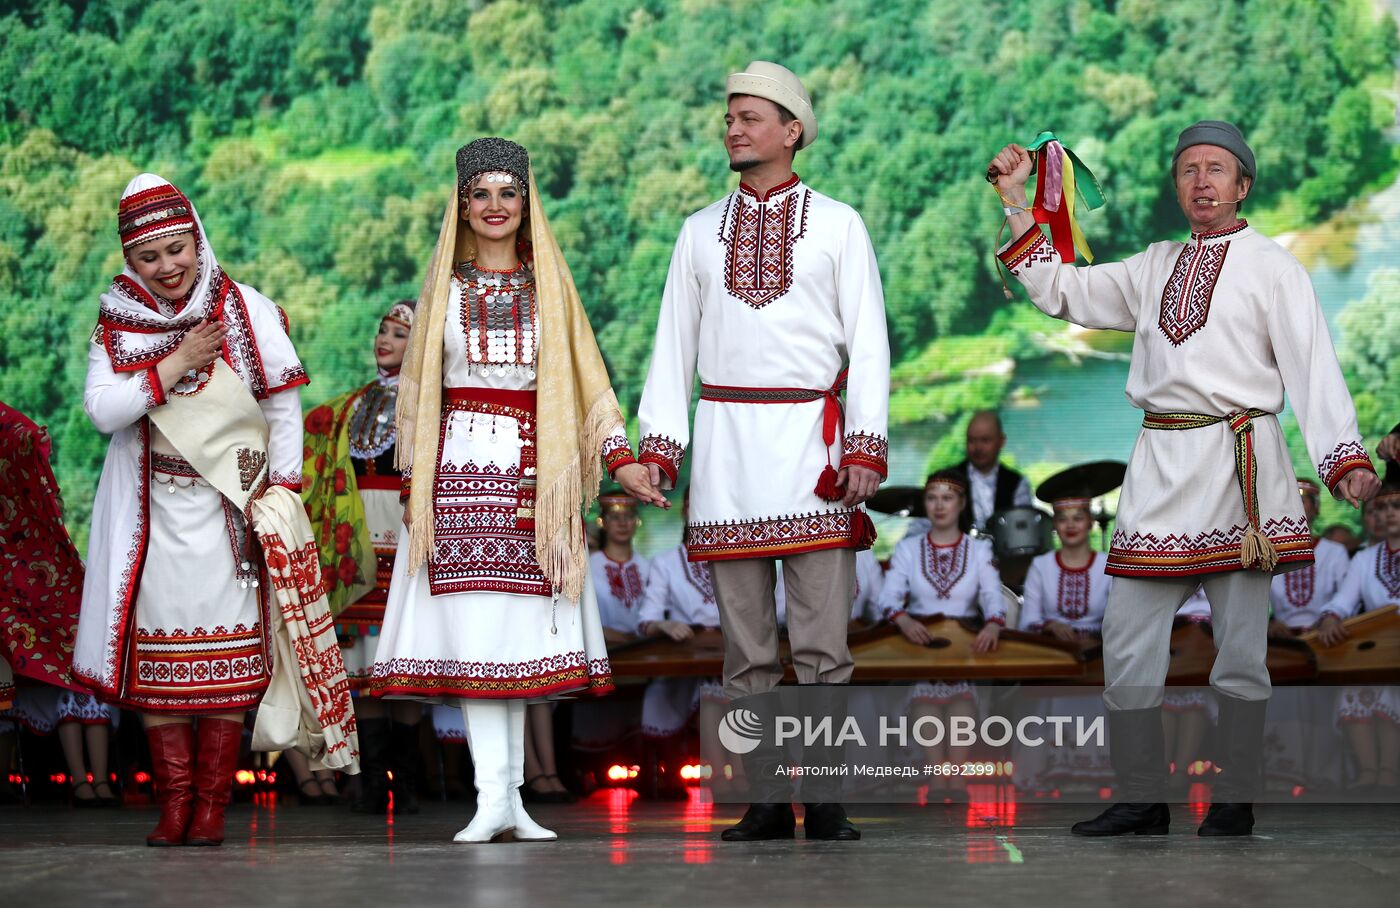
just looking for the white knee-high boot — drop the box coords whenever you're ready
[507,699,557,842]
[453,701,515,843]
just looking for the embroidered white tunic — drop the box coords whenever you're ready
[638,176,891,561]
[1270,537,1351,629]
[370,263,631,700]
[1018,551,1111,633]
[589,550,651,636]
[1322,542,1400,620]
[876,534,1004,624]
[999,222,1372,577]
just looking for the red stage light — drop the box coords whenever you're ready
[134,771,151,784]
[235,770,256,785]
[50,773,67,784]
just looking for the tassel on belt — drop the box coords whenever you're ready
[1141,408,1277,571]
[700,370,848,502]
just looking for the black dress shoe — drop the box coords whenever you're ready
[1071,802,1170,836]
[720,803,796,841]
[1197,802,1254,836]
[803,803,860,841]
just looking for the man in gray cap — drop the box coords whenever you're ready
[639,61,890,841]
[987,122,1379,837]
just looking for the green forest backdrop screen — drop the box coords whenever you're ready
[3,0,1399,554]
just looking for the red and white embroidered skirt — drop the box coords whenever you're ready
[369,387,613,700]
[124,440,270,713]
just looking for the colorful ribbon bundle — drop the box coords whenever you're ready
[1023,131,1105,264]
[988,130,1106,266]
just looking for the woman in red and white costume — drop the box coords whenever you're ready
[877,469,1004,797]
[369,139,662,843]
[73,174,307,846]
[1016,493,1112,791]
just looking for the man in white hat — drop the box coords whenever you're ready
[638,60,890,841]
[988,121,1380,838]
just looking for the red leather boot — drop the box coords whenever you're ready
[186,719,244,846]
[145,723,196,847]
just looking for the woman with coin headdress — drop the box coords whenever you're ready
[73,173,308,846]
[370,138,664,843]
[299,299,423,811]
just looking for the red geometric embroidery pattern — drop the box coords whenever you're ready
[602,433,637,474]
[683,558,716,604]
[1107,516,1313,577]
[1055,554,1092,619]
[370,650,614,699]
[998,228,1057,271]
[639,435,685,485]
[1318,440,1373,490]
[921,535,969,599]
[604,561,646,610]
[1377,544,1400,600]
[1281,563,1315,612]
[1158,240,1230,346]
[128,623,268,711]
[686,510,861,561]
[430,453,550,597]
[720,178,809,309]
[840,432,889,477]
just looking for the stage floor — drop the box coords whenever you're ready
[2,793,1397,907]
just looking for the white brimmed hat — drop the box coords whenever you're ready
[726,61,817,149]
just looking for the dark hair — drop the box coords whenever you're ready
[773,101,803,159]
[925,468,972,533]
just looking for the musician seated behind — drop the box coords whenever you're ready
[957,410,1032,532]
[876,469,1006,653]
[1018,497,1111,641]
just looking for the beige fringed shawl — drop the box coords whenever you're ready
[396,171,623,601]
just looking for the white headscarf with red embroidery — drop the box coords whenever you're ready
[97,173,303,399]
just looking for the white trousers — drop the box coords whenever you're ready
[1102,571,1273,711]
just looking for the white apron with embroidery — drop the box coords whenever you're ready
[999,222,1371,577]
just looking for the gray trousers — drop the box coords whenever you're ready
[1102,571,1273,711]
[709,548,856,698]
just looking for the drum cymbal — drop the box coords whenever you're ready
[866,485,923,515]
[1036,460,1127,504]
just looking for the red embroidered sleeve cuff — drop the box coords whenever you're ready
[997,227,1053,271]
[265,365,311,397]
[1318,440,1375,493]
[602,434,638,477]
[143,366,166,409]
[885,609,906,623]
[269,471,301,491]
[638,435,685,486]
[840,432,889,477]
[983,615,1006,627]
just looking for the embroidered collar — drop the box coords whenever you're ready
[1055,551,1096,572]
[1189,219,1248,244]
[737,173,802,202]
[376,367,401,385]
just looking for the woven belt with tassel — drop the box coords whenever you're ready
[1141,408,1278,571]
[699,370,849,503]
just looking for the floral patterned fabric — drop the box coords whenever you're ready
[0,402,84,693]
[301,386,377,616]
